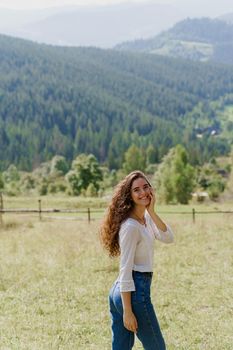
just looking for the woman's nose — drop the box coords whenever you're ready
[139,188,146,195]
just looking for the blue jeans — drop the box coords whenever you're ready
[109,271,166,350]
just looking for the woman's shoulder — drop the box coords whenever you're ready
[121,217,139,227]
[119,218,140,235]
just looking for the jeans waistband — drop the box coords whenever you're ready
[133,270,153,278]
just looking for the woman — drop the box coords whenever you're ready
[100,170,174,350]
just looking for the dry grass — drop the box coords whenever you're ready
[0,210,232,349]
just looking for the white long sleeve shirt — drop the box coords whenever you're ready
[118,211,174,292]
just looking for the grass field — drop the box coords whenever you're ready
[0,206,232,349]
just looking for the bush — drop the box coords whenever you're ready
[39,182,48,196]
[86,183,98,197]
[197,160,227,200]
[48,183,57,194]
[66,154,103,195]
[3,165,20,183]
[50,155,69,176]
[208,178,225,200]
[0,173,4,190]
[20,174,36,192]
[154,145,196,204]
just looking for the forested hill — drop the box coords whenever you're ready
[115,18,233,65]
[0,34,233,171]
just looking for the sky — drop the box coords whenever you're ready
[0,0,176,10]
[0,0,232,17]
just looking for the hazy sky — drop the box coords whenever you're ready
[0,0,232,18]
[0,0,176,10]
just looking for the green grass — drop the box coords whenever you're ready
[2,194,233,217]
[0,208,232,349]
[1,195,108,210]
[1,193,233,231]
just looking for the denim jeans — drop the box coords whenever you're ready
[109,271,166,350]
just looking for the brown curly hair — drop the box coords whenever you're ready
[100,170,151,257]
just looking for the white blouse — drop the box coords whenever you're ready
[118,211,174,292]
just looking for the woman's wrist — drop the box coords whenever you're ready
[147,207,155,216]
[124,308,133,315]
[121,291,133,314]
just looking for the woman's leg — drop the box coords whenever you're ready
[131,273,166,350]
[109,282,135,350]
[133,300,166,350]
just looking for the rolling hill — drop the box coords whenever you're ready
[115,18,233,65]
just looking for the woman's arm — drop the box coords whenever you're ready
[119,224,140,332]
[148,211,174,243]
[119,224,140,291]
[149,210,167,232]
[121,292,138,333]
[147,188,174,243]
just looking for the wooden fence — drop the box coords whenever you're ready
[0,193,232,224]
[0,198,95,224]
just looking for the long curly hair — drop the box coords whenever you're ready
[100,170,151,257]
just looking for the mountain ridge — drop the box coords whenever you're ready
[115,17,233,65]
[0,3,185,47]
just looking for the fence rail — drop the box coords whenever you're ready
[0,195,233,224]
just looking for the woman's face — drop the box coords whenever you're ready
[130,177,151,207]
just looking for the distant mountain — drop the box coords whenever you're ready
[115,18,233,65]
[0,6,76,33]
[0,3,185,47]
[0,35,232,171]
[1,0,233,48]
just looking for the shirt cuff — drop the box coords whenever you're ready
[119,280,135,292]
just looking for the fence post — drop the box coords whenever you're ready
[192,208,196,223]
[0,192,3,226]
[38,199,42,221]
[87,207,91,223]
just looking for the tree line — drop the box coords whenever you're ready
[0,145,231,204]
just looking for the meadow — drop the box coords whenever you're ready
[0,201,232,350]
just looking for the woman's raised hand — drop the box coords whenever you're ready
[146,187,156,214]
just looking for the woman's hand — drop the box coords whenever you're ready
[146,187,156,214]
[123,310,138,333]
